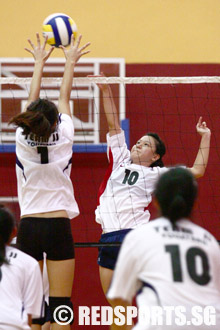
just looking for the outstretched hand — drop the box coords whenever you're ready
[196,117,211,136]
[88,72,110,93]
[59,34,90,64]
[25,32,54,62]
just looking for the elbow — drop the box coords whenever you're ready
[195,172,204,179]
[190,166,205,179]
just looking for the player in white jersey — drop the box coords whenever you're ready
[0,205,44,330]
[94,76,211,329]
[9,33,90,329]
[107,167,220,329]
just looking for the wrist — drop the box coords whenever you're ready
[34,60,45,67]
[65,58,77,66]
[102,86,112,95]
[201,131,211,138]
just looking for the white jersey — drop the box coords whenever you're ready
[95,131,168,232]
[15,113,79,219]
[107,217,220,330]
[0,246,43,330]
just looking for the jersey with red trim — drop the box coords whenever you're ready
[15,113,79,219]
[107,217,220,329]
[95,130,168,232]
[0,246,44,329]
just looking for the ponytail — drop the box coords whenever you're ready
[9,98,58,139]
[0,205,16,266]
[168,194,188,224]
[154,167,197,226]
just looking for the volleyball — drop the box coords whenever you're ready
[42,13,77,48]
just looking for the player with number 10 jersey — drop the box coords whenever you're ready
[94,77,211,329]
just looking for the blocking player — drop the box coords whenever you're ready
[0,205,44,330]
[107,167,220,329]
[95,77,211,329]
[9,33,90,329]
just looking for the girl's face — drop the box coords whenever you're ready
[130,135,160,167]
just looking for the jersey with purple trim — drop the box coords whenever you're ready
[95,130,168,233]
[16,113,79,219]
[0,246,44,330]
[107,217,220,329]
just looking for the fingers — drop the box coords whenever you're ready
[48,46,55,56]
[36,32,41,47]
[196,116,210,136]
[27,32,49,49]
[70,33,77,45]
[24,47,33,55]
[197,116,202,126]
[80,50,91,57]
[197,116,207,128]
[42,35,48,49]
[27,38,35,49]
[59,45,65,51]
[25,33,54,63]
[75,34,82,48]
[79,42,91,52]
[27,33,43,49]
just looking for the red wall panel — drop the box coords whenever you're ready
[0,64,220,329]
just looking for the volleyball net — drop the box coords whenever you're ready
[0,58,220,245]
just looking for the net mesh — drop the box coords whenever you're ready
[0,76,220,245]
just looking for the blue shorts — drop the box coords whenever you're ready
[98,229,132,270]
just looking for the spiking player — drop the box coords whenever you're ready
[94,75,211,329]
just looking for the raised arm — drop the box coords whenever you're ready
[95,74,121,136]
[58,34,90,116]
[24,33,54,111]
[189,117,211,178]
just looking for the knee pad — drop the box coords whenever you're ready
[49,296,74,324]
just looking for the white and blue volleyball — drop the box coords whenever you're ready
[42,13,77,47]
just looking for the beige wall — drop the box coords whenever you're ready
[0,0,220,63]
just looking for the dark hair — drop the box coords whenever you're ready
[154,167,198,225]
[0,205,16,266]
[9,98,59,139]
[146,132,166,167]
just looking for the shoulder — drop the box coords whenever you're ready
[107,130,126,145]
[182,220,220,245]
[57,113,74,141]
[151,166,169,174]
[58,113,73,126]
[16,127,24,140]
[6,246,39,267]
